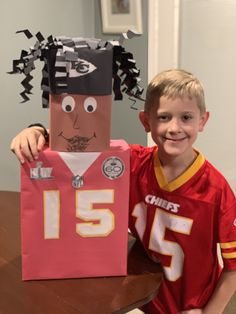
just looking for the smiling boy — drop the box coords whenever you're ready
[129,69,236,313]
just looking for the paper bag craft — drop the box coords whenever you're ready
[10,29,144,281]
[9,29,143,152]
[21,140,130,280]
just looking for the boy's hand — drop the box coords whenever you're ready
[10,127,46,164]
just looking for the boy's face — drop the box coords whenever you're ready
[50,94,112,152]
[139,96,209,160]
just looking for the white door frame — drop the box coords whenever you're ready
[147,0,180,146]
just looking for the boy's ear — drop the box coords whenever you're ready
[139,111,151,132]
[199,111,210,132]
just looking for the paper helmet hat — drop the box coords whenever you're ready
[9,29,144,108]
[44,37,113,97]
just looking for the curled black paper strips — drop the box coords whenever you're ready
[9,29,144,108]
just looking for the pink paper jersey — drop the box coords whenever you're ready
[21,140,130,280]
[129,144,236,314]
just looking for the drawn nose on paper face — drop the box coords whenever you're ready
[73,113,80,129]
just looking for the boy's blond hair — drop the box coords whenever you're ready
[145,69,206,114]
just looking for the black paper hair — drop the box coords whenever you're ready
[9,29,144,109]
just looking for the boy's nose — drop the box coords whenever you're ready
[168,119,182,132]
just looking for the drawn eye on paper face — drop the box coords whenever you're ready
[61,96,75,113]
[84,97,97,113]
[69,59,97,77]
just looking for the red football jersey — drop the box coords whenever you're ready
[129,144,236,314]
[21,140,130,280]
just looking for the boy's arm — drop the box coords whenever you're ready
[203,269,236,314]
[10,126,48,164]
[178,270,236,314]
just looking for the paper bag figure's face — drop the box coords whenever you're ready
[10,32,143,152]
[50,94,112,152]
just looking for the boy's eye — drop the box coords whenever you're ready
[62,96,75,113]
[157,115,170,121]
[182,114,193,121]
[84,97,97,113]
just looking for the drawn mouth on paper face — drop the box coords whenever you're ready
[58,131,96,151]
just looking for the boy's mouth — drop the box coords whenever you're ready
[163,136,187,142]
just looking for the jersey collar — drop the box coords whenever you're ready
[153,149,205,192]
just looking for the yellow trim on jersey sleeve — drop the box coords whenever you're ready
[153,149,205,192]
[220,241,236,249]
[222,252,236,259]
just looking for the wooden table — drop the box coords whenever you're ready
[0,191,162,314]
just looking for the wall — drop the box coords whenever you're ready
[0,0,95,191]
[179,0,236,192]
[94,0,148,146]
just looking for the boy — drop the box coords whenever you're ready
[11,69,236,313]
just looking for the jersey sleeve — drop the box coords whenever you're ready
[130,144,156,172]
[218,181,236,270]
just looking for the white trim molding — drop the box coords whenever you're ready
[147,0,180,146]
